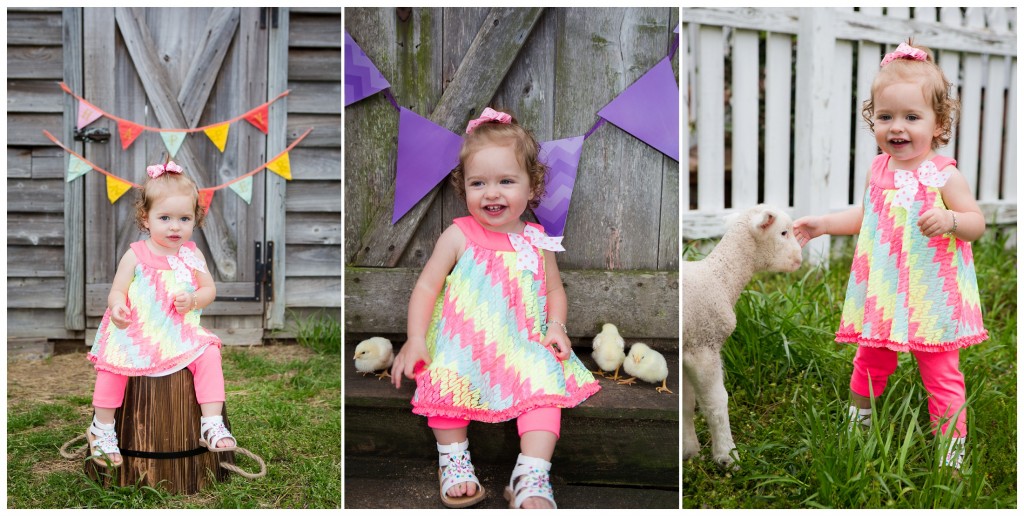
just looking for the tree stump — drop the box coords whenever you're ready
[85,368,235,494]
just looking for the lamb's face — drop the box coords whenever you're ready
[750,206,802,273]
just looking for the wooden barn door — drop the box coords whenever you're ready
[81,8,281,344]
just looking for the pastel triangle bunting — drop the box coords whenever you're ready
[228,175,253,204]
[597,56,679,161]
[244,105,270,134]
[118,120,144,150]
[267,153,292,180]
[199,189,214,214]
[106,175,133,204]
[204,123,230,152]
[77,100,103,129]
[160,131,186,158]
[393,107,462,224]
[66,155,93,182]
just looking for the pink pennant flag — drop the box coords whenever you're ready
[118,120,144,150]
[77,100,104,129]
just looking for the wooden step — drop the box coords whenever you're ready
[344,337,679,490]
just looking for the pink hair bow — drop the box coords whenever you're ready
[147,161,183,179]
[880,42,928,67]
[465,107,512,134]
[892,160,951,209]
[509,225,565,274]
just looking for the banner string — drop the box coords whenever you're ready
[43,128,314,190]
[60,82,291,134]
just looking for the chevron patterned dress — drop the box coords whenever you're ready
[836,154,987,352]
[412,217,600,422]
[89,241,221,376]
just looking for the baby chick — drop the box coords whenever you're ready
[353,337,394,380]
[618,342,672,394]
[591,323,626,381]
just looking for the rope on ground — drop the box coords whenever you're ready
[220,447,267,479]
[60,433,89,459]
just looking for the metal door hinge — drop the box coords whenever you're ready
[215,241,274,302]
[260,7,279,29]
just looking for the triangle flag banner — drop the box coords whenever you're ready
[199,189,214,214]
[66,155,93,182]
[204,123,230,152]
[228,175,254,204]
[77,100,103,129]
[118,120,144,150]
[597,56,679,161]
[244,104,270,134]
[393,107,462,224]
[535,136,585,237]
[345,31,391,106]
[160,131,186,158]
[267,153,292,180]
[106,175,133,204]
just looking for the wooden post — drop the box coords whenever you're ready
[86,369,234,494]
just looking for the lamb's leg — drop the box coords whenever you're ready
[688,348,738,468]
[682,363,700,460]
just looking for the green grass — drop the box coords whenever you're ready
[7,340,341,508]
[291,309,342,355]
[683,232,1017,508]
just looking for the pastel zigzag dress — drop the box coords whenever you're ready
[836,154,987,351]
[89,240,221,376]
[412,217,600,422]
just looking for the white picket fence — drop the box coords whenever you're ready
[682,7,1017,260]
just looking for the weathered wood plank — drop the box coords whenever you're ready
[289,12,341,48]
[285,277,342,307]
[286,114,341,147]
[287,148,341,180]
[285,244,342,277]
[345,267,679,341]
[287,81,342,115]
[8,213,64,245]
[351,7,545,267]
[288,48,341,81]
[266,7,292,329]
[8,148,32,178]
[32,147,66,179]
[7,178,64,213]
[7,277,66,308]
[177,7,240,127]
[6,11,63,45]
[7,310,77,339]
[64,6,86,331]
[285,180,341,212]
[286,212,341,244]
[291,7,340,15]
[6,113,63,145]
[6,47,63,80]
[8,245,64,277]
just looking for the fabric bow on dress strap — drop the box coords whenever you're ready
[508,226,565,274]
[167,246,208,285]
[892,160,952,209]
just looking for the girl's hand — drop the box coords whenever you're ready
[391,338,430,389]
[542,325,572,361]
[918,207,954,238]
[172,292,193,314]
[792,216,825,247]
[110,304,132,329]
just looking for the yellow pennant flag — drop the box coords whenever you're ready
[106,175,133,204]
[204,123,230,152]
[267,152,292,180]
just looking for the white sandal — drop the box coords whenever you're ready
[86,416,123,468]
[437,440,485,508]
[503,453,557,509]
[199,415,237,452]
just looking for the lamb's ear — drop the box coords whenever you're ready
[755,210,776,231]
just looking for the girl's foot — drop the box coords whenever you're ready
[504,453,557,509]
[87,416,123,467]
[437,440,485,508]
[200,415,237,451]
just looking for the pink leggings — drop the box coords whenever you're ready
[850,345,966,437]
[92,345,225,409]
[428,407,562,438]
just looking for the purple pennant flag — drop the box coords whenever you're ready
[345,31,391,106]
[597,56,679,161]
[393,107,463,224]
[535,136,584,237]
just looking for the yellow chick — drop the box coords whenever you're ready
[591,323,626,381]
[618,342,672,394]
[353,337,395,380]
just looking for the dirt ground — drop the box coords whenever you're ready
[6,343,318,406]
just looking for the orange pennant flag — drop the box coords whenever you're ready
[244,104,270,134]
[118,120,144,149]
[267,152,292,180]
[106,175,133,204]
[204,123,230,152]
[198,189,215,214]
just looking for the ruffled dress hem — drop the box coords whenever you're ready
[835,330,989,352]
[411,381,602,423]
[86,338,219,377]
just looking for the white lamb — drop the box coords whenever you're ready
[682,204,802,468]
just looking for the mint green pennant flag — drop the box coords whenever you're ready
[66,155,93,182]
[160,131,186,158]
[228,175,253,204]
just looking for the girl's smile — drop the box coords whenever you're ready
[463,144,534,234]
[872,80,942,170]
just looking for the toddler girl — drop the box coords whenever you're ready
[86,161,236,467]
[390,108,601,508]
[794,41,987,472]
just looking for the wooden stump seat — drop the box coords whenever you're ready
[86,368,235,494]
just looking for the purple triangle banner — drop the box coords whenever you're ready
[535,136,584,237]
[345,31,391,106]
[597,56,679,161]
[393,107,463,224]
